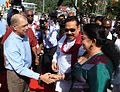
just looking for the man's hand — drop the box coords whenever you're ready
[49,74,65,81]
[51,61,58,72]
[40,73,55,84]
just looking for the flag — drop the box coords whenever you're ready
[6,0,9,8]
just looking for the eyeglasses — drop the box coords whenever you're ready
[27,15,34,17]
[65,28,76,32]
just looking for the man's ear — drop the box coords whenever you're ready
[92,39,97,46]
[12,24,17,31]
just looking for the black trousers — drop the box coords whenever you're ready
[42,46,57,73]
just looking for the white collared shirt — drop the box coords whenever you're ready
[115,37,120,51]
[52,35,85,92]
[107,32,113,40]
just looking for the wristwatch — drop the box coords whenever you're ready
[38,76,41,85]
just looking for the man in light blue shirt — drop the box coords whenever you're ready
[4,14,55,92]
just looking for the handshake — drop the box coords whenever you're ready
[40,73,65,84]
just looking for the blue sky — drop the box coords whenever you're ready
[0,0,5,5]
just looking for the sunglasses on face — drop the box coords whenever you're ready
[27,14,34,17]
[65,28,76,32]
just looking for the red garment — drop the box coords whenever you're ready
[26,28,37,47]
[1,26,37,47]
[61,33,82,67]
[29,79,44,91]
[1,26,12,45]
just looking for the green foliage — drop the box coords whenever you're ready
[106,1,120,19]
[24,0,120,18]
[24,0,72,13]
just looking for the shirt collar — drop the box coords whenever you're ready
[12,31,26,41]
[107,32,112,40]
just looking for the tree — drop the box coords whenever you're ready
[106,1,120,19]
[24,0,74,13]
[24,0,70,13]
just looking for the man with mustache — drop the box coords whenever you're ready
[51,16,85,92]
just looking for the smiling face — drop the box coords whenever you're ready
[65,20,80,40]
[82,32,93,51]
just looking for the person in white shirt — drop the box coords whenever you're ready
[51,16,85,92]
[102,18,113,40]
[111,19,120,92]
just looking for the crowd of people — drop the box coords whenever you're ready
[0,5,120,92]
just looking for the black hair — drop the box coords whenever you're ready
[65,16,80,26]
[83,24,106,47]
[90,16,96,24]
[49,11,58,24]
[83,24,120,69]
[10,0,22,6]
[58,14,65,19]
[95,16,104,22]
[7,8,19,26]
[49,11,57,19]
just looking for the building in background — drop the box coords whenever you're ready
[22,2,36,13]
